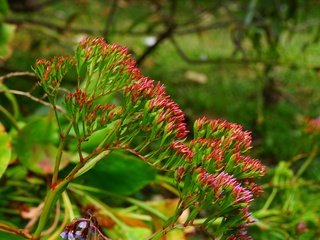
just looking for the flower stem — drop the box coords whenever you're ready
[296,144,318,178]
[33,181,68,239]
[33,150,110,238]
[0,105,20,130]
[51,122,73,187]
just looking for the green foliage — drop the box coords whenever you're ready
[12,117,70,174]
[1,1,320,240]
[0,0,15,59]
[0,37,265,240]
[78,151,157,195]
[0,230,25,240]
[0,123,11,178]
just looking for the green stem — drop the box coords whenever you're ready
[147,224,183,240]
[262,187,277,210]
[33,181,69,239]
[51,122,73,186]
[296,144,318,178]
[0,105,19,130]
[33,150,110,238]
[4,91,20,118]
[62,191,75,220]
[48,96,62,134]
[48,193,70,240]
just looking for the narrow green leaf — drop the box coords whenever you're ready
[0,123,11,178]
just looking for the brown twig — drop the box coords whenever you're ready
[0,223,33,239]
[136,0,177,65]
[0,89,65,113]
[103,0,118,41]
[136,25,175,66]
[0,72,36,84]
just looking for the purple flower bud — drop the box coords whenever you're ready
[60,230,67,239]
[78,221,87,229]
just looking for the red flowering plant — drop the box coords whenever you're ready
[1,37,265,240]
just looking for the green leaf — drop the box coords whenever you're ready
[0,0,8,14]
[0,123,11,178]
[15,117,58,144]
[123,226,151,240]
[13,117,70,174]
[78,151,156,195]
[0,231,25,240]
[0,23,16,59]
[106,225,151,240]
[80,120,119,152]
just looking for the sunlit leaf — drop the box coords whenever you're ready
[0,23,16,59]
[0,123,11,178]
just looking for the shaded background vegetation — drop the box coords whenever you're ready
[1,0,320,239]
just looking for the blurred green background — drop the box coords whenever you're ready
[1,0,320,239]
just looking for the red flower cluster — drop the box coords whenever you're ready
[34,56,73,95]
[66,88,92,110]
[125,78,188,139]
[167,116,265,238]
[80,37,129,61]
[35,37,266,240]
[305,116,320,133]
[86,104,120,126]
[232,152,266,177]
[190,138,224,169]
[195,117,252,152]
[125,78,165,102]
[77,37,142,98]
[170,141,195,161]
[198,168,253,205]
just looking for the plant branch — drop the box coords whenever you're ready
[0,89,65,113]
[137,25,175,66]
[0,223,33,239]
[51,122,73,187]
[103,0,117,41]
[296,144,318,178]
[0,71,36,84]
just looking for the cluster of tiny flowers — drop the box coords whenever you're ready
[189,138,224,170]
[170,141,195,161]
[66,88,92,110]
[60,217,109,240]
[163,116,266,238]
[34,37,266,239]
[123,77,188,141]
[75,37,189,143]
[77,37,141,96]
[198,168,253,204]
[232,152,266,177]
[34,56,73,94]
[195,117,252,152]
[80,37,129,61]
[227,231,253,240]
[85,103,120,127]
